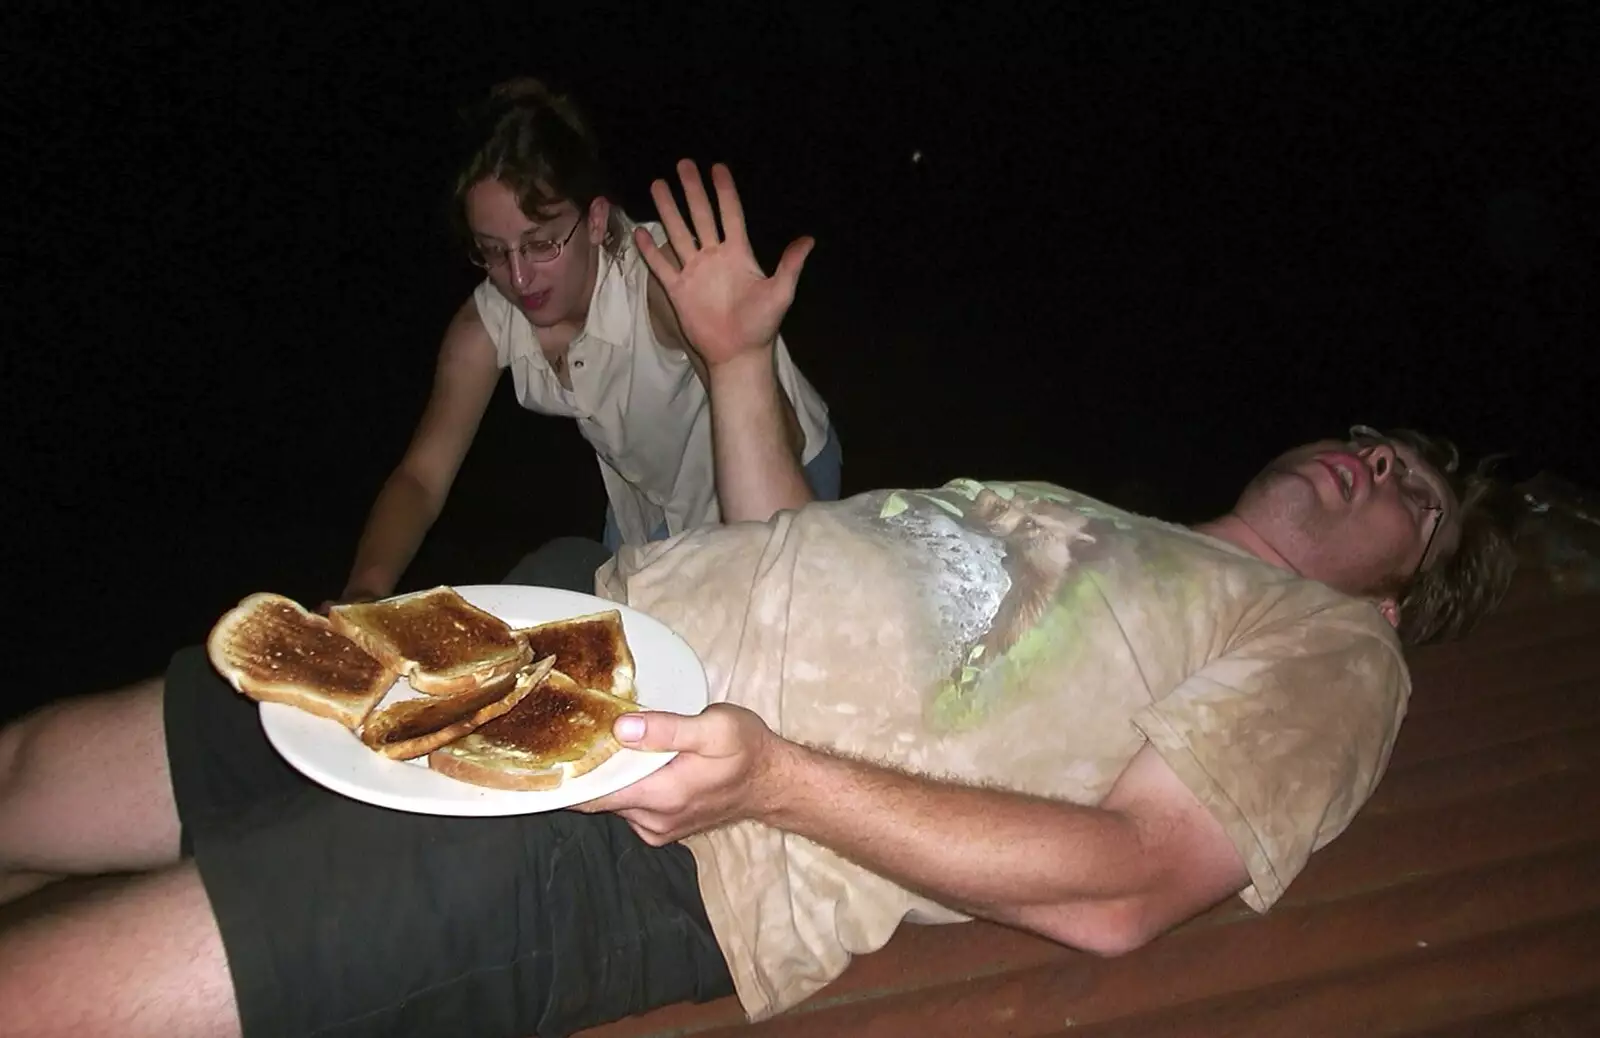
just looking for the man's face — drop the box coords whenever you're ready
[1232,431,1460,598]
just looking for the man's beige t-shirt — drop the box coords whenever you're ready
[599,480,1410,1020]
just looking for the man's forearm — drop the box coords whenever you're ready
[758,738,1153,929]
[708,349,814,524]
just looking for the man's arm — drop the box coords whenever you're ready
[644,246,807,463]
[585,706,1250,955]
[766,740,1249,953]
[633,161,817,525]
[703,350,814,524]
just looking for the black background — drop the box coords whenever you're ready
[5,2,1596,712]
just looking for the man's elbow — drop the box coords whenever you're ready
[1026,898,1162,958]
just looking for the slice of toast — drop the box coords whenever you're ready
[207,593,398,730]
[428,670,640,791]
[359,656,554,760]
[514,609,637,701]
[329,586,532,696]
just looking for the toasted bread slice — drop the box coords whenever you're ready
[428,670,640,790]
[329,586,532,696]
[359,656,555,761]
[207,593,398,729]
[514,609,637,701]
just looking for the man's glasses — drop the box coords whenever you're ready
[469,217,583,270]
[1349,425,1447,573]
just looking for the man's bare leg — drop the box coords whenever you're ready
[0,861,240,1038]
[0,678,180,886]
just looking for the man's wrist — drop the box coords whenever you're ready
[749,734,814,829]
[705,342,777,380]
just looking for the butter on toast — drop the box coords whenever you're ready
[359,656,554,760]
[329,586,532,696]
[514,609,637,700]
[207,593,398,729]
[428,670,640,790]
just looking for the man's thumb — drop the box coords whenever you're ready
[776,236,814,287]
[613,711,694,752]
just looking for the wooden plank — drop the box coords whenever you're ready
[1401,991,1600,1037]
[1410,596,1600,660]
[1041,913,1600,1038]
[1406,638,1600,713]
[1386,678,1600,769]
[580,995,746,1036]
[586,843,1600,1038]
[1407,620,1598,676]
[1366,724,1598,816]
[712,876,1600,1038]
[1290,764,1600,902]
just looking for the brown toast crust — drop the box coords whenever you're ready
[514,610,637,700]
[427,670,639,790]
[206,593,398,730]
[359,657,555,760]
[427,731,625,791]
[329,586,532,696]
[243,684,390,729]
[427,746,568,791]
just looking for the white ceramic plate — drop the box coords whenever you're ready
[258,584,708,816]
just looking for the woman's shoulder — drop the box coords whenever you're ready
[607,208,666,257]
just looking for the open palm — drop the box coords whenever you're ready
[634,160,813,368]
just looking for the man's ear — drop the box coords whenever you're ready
[1376,596,1400,629]
[587,196,611,244]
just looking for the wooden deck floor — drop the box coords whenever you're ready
[583,585,1600,1037]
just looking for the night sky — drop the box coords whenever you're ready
[6,3,1596,710]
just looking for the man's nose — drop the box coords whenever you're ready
[1362,443,1400,484]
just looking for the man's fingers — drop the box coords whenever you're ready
[620,812,677,847]
[710,163,746,246]
[651,176,697,258]
[572,785,653,815]
[574,770,684,820]
[634,227,679,286]
[675,158,721,249]
[773,236,814,293]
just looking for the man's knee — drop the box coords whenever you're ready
[0,678,165,812]
[0,710,30,797]
[0,698,75,799]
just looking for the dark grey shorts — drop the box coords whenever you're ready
[165,538,733,1037]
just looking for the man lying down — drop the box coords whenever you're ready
[0,161,1520,1038]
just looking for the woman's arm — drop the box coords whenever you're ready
[338,298,501,601]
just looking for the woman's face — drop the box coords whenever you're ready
[464,178,608,329]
